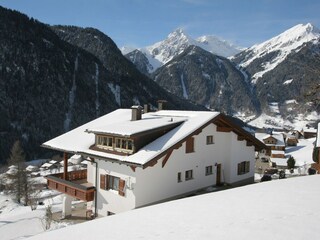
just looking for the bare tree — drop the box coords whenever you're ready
[41,205,53,230]
[7,140,26,204]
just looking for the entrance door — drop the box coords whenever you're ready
[216,164,222,186]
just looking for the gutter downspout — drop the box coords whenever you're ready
[91,159,98,218]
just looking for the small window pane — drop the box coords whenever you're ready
[177,172,182,182]
[185,170,193,180]
[206,135,214,144]
[127,140,133,150]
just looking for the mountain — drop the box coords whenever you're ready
[124,28,241,74]
[233,23,320,83]
[0,7,205,164]
[232,23,320,124]
[152,45,258,115]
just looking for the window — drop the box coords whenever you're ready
[186,137,194,153]
[185,170,193,181]
[116,138,121,148]
[100,174,126,196]
[115,138,133,152]
[97,136,113,148]
[206,135,214,145]
[205,166,213,175]
[237,161,250,175]
[177,172,182,182]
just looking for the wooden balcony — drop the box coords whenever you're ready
[45,170,95,202]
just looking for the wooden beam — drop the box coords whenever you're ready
[143,159,158,169]
[246,141,253,146]
[130,166,136,172]
[237,135,245,141]
[63,152,68,180]
[162,149,173,168]
[217,126,232,132]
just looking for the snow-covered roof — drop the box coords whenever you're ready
[271,150,285,155]
[86,115,186,136]
[255,133,285,147]
[303,127,317,133]
[42,109,265,167]
[40,163,53,168]
[26,165,39,172]
[270,157,289,166]
[28,175,320,240]
[6,168,17,175]
[42,109,220,166]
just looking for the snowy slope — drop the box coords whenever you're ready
[238,23,320,83]
[123,28,241,73]
[29,175,320,240]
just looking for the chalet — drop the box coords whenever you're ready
[42,107,266,217]
[284,133,299,146]
[255,133,285,156]
[302,127,317,139]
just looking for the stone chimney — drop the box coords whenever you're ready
[157,100,167,111]
[144,104,150,114]
[131,105,142,121]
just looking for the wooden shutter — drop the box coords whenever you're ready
[105,174,110,190]
[186,137,194,153]
[118,179,125,196]
[100,174,106,189]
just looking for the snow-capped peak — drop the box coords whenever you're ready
[145,28,196,64]
[125,28,242,73]
[240,23,320,83]
[196,35,242,57]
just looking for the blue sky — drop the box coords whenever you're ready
[1,0,319,48]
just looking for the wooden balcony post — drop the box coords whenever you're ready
[64,152,68,180]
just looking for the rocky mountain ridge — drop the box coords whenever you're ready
[0,7,204,164]
[146,23,319,128]
[124,28,242,74]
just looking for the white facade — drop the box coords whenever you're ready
[88,122,256,215]
[43,109,264,216]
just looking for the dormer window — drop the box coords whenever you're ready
[97,136,113,148]
[96,135,134,154]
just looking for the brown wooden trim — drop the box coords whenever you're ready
[162,149,173,168]
[186,137,195,153]
[237,135,245,141]
[63,152,68,180]
[118,179,125,196]
[46,174,95,201]
[246,141,253,146]
[143,159,158,169]
[100,174,106,189]
[130,166,136,172]
[217,126,232,132]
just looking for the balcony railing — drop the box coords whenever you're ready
[45,170,95,201]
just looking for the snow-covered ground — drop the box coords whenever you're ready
[0,131,317,239]
[246,112,319,130]
[0,191,70,240]
[28,175,320,240]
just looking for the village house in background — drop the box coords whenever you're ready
[42,103,266,217]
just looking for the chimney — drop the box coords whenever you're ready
[157,100,167,111]
[131,105,142,121]
[144,104,150,114]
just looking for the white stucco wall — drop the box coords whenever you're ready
[134,123,255,208]
[87,160,137,216]
[86,122,256,215]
